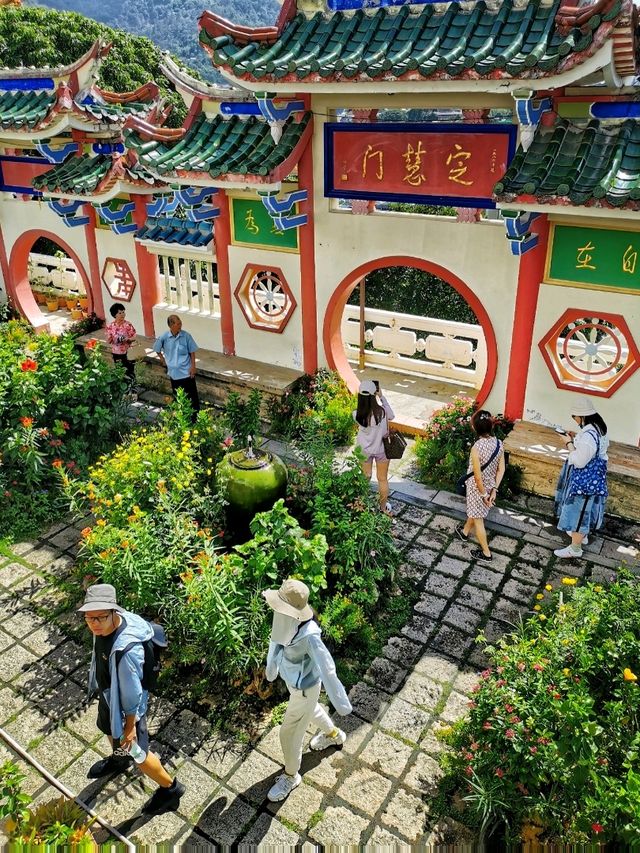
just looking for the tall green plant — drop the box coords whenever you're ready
[224,389,262,448]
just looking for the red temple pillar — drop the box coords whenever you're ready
[132,194,161,337]
[83,205,105,319]
[298,113,318,374]
[213,190,236,356]
[504,214,550,420]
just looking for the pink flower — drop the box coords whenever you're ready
[529,746,538,754]
[517,662,526,672]
[505,729,515,739]
[481,669,492,679]
[533,663,544,672]
[496,679,507,687]
[504,704,514,713]
[482,721,493,730]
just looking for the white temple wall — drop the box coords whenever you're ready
[524,283,640,446]
[227,244,304,370]
[93,226,145,332]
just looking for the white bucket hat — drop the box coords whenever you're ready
[262,579,313,621]
[570,396,598,417]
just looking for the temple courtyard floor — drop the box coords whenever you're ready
[0,452,639,849]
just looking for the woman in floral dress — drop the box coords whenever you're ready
[456,409,505,564]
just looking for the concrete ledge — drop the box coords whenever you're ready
[504,422,640,523]
[75,330,303,419]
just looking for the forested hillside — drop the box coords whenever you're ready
[0,6,196,124]
[27,0,281,79]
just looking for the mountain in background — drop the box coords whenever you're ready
[26,0,281,80]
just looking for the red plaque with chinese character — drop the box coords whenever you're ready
[324,123,516,208]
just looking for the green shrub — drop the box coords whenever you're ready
[319,594,368,647]
[414,396,522,496]
[0,320,127,539]
[440,572,640,844]
[224,388,261,448]
[272,369,357,446]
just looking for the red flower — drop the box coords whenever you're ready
[19,416,33,428]
[529,746,538,754]
[504,704,514,713]
[482,721,493,730]
[52,459,63,468]
[20,358,37,372]
[61,421,70,430]
[591,824,604,834]
[85,339,98,349]
[496,679,507,687]
[495,768,505,778]
[533,663,544,672]
[505,728,515,739]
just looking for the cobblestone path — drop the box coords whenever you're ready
[0,480,637,848]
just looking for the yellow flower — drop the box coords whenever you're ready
[99,551,109,559]
[561,577,577,586]
[206,469,212,475]
[114,494,122,503]
[533,605,541,611]
[536,593,544,600]
[594,585,603,592]
[133,505,141,514]
[562,668,571,676]
[539,614,547,621]
[545,584,553,591]
[207,457,213,463]
[96,519,106,527]
[623,668,638,682]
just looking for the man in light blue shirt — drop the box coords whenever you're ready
[153,315,200,415]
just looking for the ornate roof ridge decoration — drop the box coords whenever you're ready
[32,150,165,201]
[97,82,160,105]
[0,38,110,82]
[197,0,297,45]
[494,115,640,210]
[123,110,313,189]
[159,54,254,104]
[198,0,634,89]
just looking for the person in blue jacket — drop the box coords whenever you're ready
[263,578,352,802]
[79,583,185,815]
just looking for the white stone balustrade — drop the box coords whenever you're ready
[29,252,82,294]
[342,304,487,389]
[157,254,220,317]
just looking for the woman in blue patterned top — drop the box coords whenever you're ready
[554,397,609,560]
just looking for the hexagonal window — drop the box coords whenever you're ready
[538,309,640,397]
[102,258,137,302]
[235,265,296,332]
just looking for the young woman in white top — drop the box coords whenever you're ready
[354,379,395,514]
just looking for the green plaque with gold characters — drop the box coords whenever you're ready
[230,197,299,253]
[546,221,640,293]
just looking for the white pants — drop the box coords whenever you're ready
[280,682,335,776]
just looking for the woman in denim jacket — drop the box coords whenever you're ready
[263,579,352,802]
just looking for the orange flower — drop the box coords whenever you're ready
[20,358,37,372]
[19,416,33,428]
[623,668,637,682]
[85,339,98,350]
[81,527,92,538]
[52,459,63,468]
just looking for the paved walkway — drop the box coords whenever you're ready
[1,478,639,848]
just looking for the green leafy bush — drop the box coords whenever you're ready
[414,396,522,496]
[272,369,357,446]
[440,572,640,844]
[224,388,261,448]
[0,321,128,539]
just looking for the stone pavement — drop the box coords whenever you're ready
[0,484,638,849]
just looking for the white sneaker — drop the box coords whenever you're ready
[309,729,346,752]
[554,545,583,559]
[267,773,301,802]
[583,535,589,546]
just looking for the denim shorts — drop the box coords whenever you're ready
[97,695,149,752]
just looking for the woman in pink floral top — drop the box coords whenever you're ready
[105,303,137,384]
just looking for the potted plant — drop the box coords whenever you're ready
[45,289,60,312]
[78,294,89,311]
[65,292,77,311]
[70,303,83,320]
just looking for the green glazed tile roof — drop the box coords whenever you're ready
[137,216,213,248]
[494,117,640,208]
[125,111,311,180]
[0,90,56,130]
[32,154,158,196]
[200,0,622,83]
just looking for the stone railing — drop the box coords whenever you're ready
[342,304,487,389]
[157,255,220,316]
[29,252,82,294]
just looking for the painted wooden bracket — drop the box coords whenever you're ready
[183,204,220,222]
[96,201,135,223]
[47,198,90,227]
[146,194,180,217]
[34,142,78,164]
[259,190,308,230]
[174,186,218,206]
[512,90,553,151]
[91,142,126,156]
[501,209,539,256]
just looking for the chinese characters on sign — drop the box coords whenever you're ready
[547,224,640,293]
[230,197,299,252]
[326,123,516,207]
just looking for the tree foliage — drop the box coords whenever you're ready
[349,265,479,324]
[26,0,280,81]
[2,5,195,125]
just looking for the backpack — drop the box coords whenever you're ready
[114,621,168,693]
